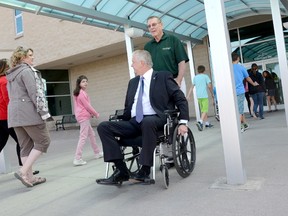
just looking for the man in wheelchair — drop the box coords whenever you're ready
[96,50,189,185]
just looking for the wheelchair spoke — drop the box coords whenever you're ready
[172,126,196,178]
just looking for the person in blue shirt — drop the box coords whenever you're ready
[231,52,258,132]
[187,65,214,131]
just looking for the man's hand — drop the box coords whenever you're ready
[174,77,182,87]
[178,124,188,136]
[254,81,259,86]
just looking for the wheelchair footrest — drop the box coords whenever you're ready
[129,178,155,185]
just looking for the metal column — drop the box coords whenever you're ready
[270,0,288,127]
[203,0,246,184]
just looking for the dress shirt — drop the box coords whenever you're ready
[131,69,156,118]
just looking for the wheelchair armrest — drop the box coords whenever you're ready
[164,109,179,117]
[109,109,125,121]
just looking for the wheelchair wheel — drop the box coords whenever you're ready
[172,126,196,178]
[160,165,169,189]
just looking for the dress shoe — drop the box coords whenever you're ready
[96,169,129,185]
[130,169,150,182]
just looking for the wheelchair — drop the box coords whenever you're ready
[105,109,196,189]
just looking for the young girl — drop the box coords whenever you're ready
[73,75,103,166]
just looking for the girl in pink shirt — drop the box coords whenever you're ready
[73,75,102,166]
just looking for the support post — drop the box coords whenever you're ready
[204,0,246,184]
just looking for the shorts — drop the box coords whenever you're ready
[267,89,275,96]
[198,98,209,113]
[237,93,245,115]
[14,123,51,157]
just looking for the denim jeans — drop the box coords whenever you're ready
[251,92,265,118]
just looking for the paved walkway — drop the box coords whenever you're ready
[1,110,288,216]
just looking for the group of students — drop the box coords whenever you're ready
[245,63,278,120]
[232,54,279,132]
[187,53,279,134]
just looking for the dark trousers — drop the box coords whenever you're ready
[97,116,164,167]
[251,92,265,118]
[0,120,22,166]
[245,92,251,115]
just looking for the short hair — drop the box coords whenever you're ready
[132,50,153,67]
[147,16,162,23]
[197,65,205,73]
[10,46,33,67]
[231,52,239,62]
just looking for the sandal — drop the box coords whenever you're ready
[31,177,46,186]
[14,171,33,187]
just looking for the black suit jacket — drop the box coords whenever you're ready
[122,70,189,122]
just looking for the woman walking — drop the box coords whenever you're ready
[263,70,278,112]
[6,47,51,187]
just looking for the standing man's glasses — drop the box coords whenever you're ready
[147,23,160,29]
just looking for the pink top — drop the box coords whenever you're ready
[73,89,99,123]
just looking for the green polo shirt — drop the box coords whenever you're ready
[144,32,189,77]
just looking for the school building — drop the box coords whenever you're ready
[0,1,287,128]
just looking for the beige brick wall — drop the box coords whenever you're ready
[0,7,216,128]
[0,8,124,64]
[69,54,130,125]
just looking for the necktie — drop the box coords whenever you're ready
[136,77,144,123]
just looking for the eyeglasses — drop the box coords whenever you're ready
[147,22,160,29]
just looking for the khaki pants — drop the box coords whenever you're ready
[14,123,50,157]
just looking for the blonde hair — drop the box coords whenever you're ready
[10,46,33,67]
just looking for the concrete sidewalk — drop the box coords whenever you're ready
[1,110,288,216]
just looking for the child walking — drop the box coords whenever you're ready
[187,65,214,131]
[73,75,103,166]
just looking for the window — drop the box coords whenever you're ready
[14,10,23,36]
[41,70,72,116]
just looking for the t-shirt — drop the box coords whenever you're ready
[193,73,211,99]
[233,63,249,95]
[144,32,189,77]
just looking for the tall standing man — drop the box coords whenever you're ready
[144,16,189,94]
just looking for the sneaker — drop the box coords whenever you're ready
[205,124,214,128]
[73,158,87,166]
[243,123,249,131]
[95,152,104,159]
[196,122,203,131]
[240,125,244,133]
